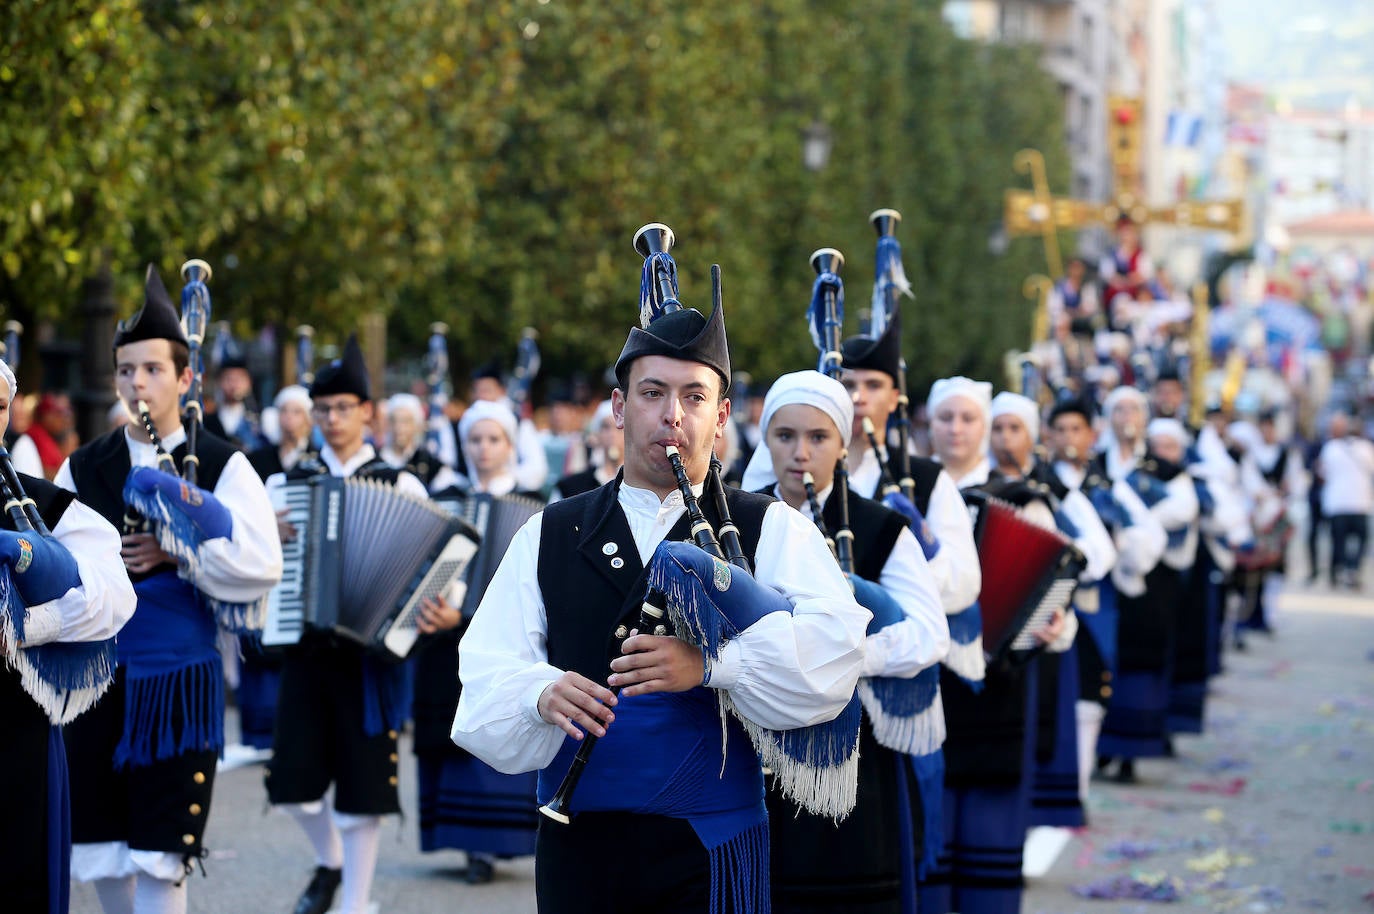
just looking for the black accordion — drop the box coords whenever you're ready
[263,476,481,658]
[434,491,545,617]
[965,490,1085,658]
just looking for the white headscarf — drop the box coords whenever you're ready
[386,392,426,422]
[0,360,15,399]
[274,384,312,411]
[926,375,994,462]
[1146,417,1191,450]
[990,391,1040,442]
[740,370,854,491]
[1098,385,1150,455]
[458,399,519,479]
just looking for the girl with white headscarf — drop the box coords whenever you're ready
[748,371,948,911]
[456,400,535,498]
[919,376,1074,914]
[381,393,460,494]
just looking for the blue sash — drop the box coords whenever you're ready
[113,571,224,768]
[537,687,768,914]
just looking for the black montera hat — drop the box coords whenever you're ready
[1048,395,1096,425]
[1155,365,1182,384]
[309,334,371,402]
[113,265,189,353]
[614,302,731,393]
[840,313,902,386]
[471,359,504,383]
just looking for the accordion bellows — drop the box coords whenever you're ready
[264,477,481,657]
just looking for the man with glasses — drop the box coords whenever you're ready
[266,336,427,914]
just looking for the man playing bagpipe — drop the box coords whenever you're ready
[264,336,429,914]
[0,359,136,914]
[743,370,949,914]
[987,392,1116,829]
[1045,396,1166,799]
[919,376,1075,914]
[1092,386,1198,783]
[57,265,283,914]
[452,229,869,914]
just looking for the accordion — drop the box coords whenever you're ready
[434,492,545,617]
[965,491,1085,659]
[263,476,481,658]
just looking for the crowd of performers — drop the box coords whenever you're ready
[0,212,1342,914]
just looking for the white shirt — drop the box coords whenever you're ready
[269,442,429,501]
[11,489,135,647]
[514,416,550,494]
[1318,436,1374,516]
[450,479,870,776]
[10,433,43,478]
[788,483,949,678]
[1054,459,1167,596]
[851,447,981,614]
[56,426,283,607]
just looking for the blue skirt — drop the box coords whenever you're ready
[417,750,538,857]
[918,661,1037,914]
[1098,669,1172,759]
[1031,644,1084,827]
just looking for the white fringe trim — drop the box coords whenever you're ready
[725,692,860,822]
[2,613,113,725]
[942,636,987,683]
[859,681,946,756]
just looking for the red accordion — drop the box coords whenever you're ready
[966,492,1085,658]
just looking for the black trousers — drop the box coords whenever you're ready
[536,813,710,914]
[1,669,59,914]
[1328,513,1369,581]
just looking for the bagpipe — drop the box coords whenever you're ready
[540,223,861,826]
[807,246,857,574]
[0,444,116,722]
[807,240,943,758]
[121,261,260,632]
[869,209,917,501]
[424,321,449,458]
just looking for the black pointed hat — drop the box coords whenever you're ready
[840,312,902,386]
[309,334,371,402]
[471,359,504,383]
[113,264,189,352]
[1155,365,1182,384]
[614,301,731,393]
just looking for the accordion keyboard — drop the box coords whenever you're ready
[262,480,315,646]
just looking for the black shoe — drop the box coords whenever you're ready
[465,856,494,885]
[1114,760,1138,784]
[293,866,342,914]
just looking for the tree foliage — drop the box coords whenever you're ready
[2,0,1068,398]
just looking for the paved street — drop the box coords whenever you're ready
[70,579,1374,914]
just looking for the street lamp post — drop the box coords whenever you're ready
[75,262,117,442]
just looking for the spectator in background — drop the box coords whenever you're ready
[1317,411,1374,589]
[22,392,77,479]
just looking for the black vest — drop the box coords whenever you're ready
[67,425,238,581]
[537,479,772,682]
[284,452,401,485]
[821,489,907,583]
[891,454,943,518]
[1261,447,1289,486]
[1,473,74,534]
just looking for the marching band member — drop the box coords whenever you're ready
[920,377,1071,914]
[379,393,461,493]
[747,370,948,914]
[58,267,281,914]
[551,399,623,501]
[839,326,981,615]
[452,400,544,500]
[1046,397,1165,801]
[467,362,550,494]
[265,336,428,914]
[1094,387,1197,783]
[1,358,135,914]
[988,392,1114,829]
[452,274,868,914]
